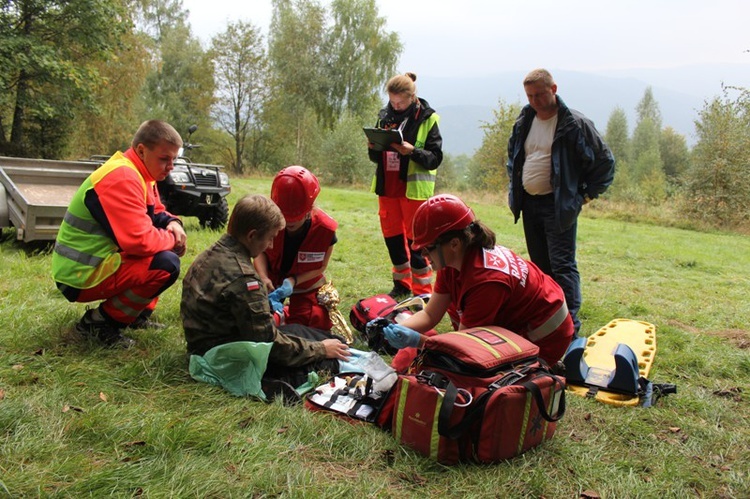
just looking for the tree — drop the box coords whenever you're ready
[266,0,401,166]
[681,87,750,226]
[469,99,520,192]
[0,0,129,157]
[321,0,401,128]
[134,0,188,41]
[68,29,151,158]
[137,0,215,153]
[436,153,471,192]
[631,117,663,183]
[630,87,666,198]
[635,86,662,130]
[266,0,327,165]
[141,25,215,144]
[210,20,267,173]
[659,126,690,181]
[634,148,667,203]
[604,106,630,165]
[604,107,634,201]
[315,112,373,185]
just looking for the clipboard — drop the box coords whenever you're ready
[363,127,403,151]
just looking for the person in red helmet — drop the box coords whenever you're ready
[254,166,338,330]
[382,194,574,366]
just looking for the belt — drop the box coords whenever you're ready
[523,190,554,200]
[527,301,569,342]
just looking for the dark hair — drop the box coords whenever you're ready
[131,120,182,149]
[436,220,496,250]
[228,195,285,239]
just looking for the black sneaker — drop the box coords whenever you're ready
[261,378,301,406]
[387,281,411,300]
[76,309,136,348]
[126,310,166,330]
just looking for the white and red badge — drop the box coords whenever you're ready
[483,247,510,274]
[298,251,326,263]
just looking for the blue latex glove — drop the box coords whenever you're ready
[268,278,294,302]
[269,297,285,313]
[383,324,422,349]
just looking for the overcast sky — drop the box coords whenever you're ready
[181,0,749,76]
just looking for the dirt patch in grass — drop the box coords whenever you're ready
[710,329,750,349]
[668,320,750,349]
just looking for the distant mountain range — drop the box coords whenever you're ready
[420,64,750,156]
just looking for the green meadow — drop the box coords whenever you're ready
[1,178,748,498]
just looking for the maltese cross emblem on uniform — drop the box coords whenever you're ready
[483,248,509,273]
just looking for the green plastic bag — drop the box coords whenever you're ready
[295,371,321,397]
[189,341,273,400]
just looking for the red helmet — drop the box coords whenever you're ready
[411,194,475,250]
[271,166,321,223]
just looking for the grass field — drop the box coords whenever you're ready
[1,178,748,498]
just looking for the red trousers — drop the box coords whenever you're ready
[378,197,433,295]
[74,251,180,326]
[285,290,333,331]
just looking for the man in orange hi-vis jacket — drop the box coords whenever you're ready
[52,120,187,347]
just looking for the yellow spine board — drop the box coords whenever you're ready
[567,318,656,407]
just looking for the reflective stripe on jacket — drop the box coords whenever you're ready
[52,153,147,289]
[404,113,440,200]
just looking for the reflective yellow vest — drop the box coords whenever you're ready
[51,153,146,289]
[405,113,440,200]
[371,113,440,201]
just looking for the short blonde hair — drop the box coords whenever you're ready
[523,68,555,88]
[227,195,285,239]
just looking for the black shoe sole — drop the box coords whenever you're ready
[261,379,301,405]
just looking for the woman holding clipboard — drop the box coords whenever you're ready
[367,72,443,300]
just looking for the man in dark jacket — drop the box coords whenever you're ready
[507,68,615,334]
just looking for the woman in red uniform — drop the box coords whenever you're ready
[254,166,337,330]
[383,194,574,365]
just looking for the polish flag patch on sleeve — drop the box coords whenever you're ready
[246,280,260,291]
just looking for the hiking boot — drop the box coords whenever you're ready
[76,309,136,349]
[387,281,411,300]
[261,378,302,406]
[127,310,166,330]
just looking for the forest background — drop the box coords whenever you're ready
[1,2,749,495]
[1,0,749,231]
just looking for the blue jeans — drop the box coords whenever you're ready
[521,192,581,334]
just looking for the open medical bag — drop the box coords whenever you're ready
[305,372,396,428]
[349,294,430,355]
[304,349,400,429]
[392,326,566,464]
